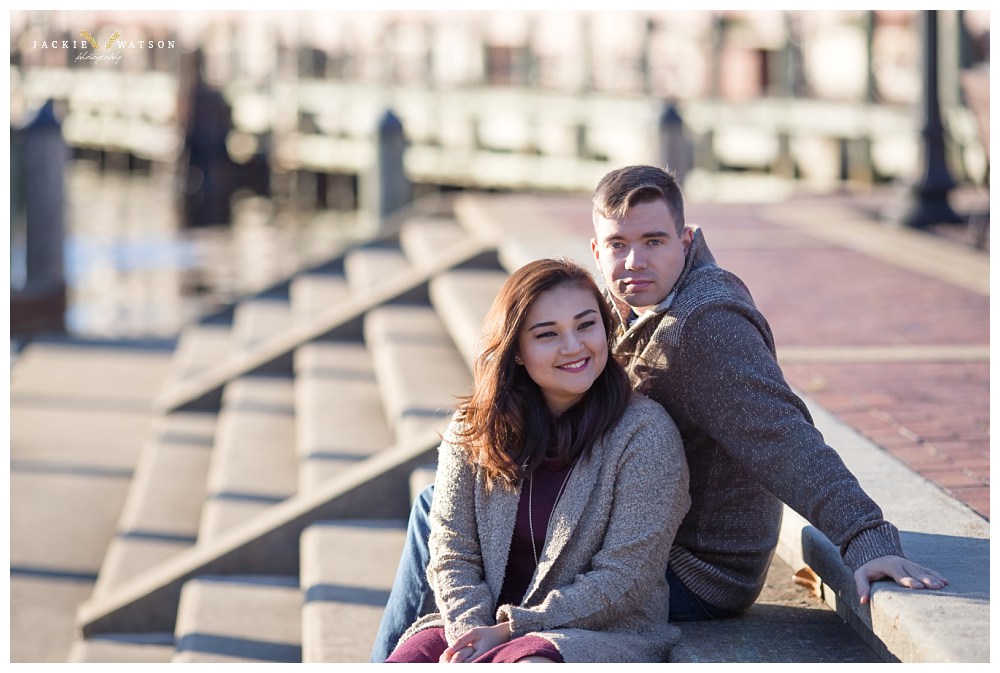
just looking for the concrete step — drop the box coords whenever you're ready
[294,342,394,492]
[289,273,350,325]
[10,341,173,663]
[197,377,298,544]
[364,304,472,443]
[670,554,881,663]
[161,324,233,390]
[343,246,411,298]
[300,521,407,663]
[173,576,302,663]
[12,571,101,662]
[398,215,471,270]
[11,470,133,584]
[155,235,491,413]
[77,428,442,638]
[11,340,173,404]
[67,636,175,663]
[230,298,294,352]
[91,412,216,599]
[428,268,509,369]
[11,342,172,475]
[194,297,297,543]
[409,464,437,504]
[453,192,594,273]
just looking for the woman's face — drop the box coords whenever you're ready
[516,284,609,415]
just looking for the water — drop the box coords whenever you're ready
[41,160,365,339]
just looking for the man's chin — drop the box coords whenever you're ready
[619,294,655,312]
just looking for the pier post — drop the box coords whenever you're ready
[658,103,693,185]
[11,99,68,336]
[363,108,411,234]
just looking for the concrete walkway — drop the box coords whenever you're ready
[10,341,174,662]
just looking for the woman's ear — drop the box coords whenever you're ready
[514,354,523,365]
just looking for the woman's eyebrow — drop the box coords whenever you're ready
[527,308,597,331]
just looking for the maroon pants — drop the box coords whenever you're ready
[385,627,563,663]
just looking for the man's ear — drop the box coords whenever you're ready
[590,237,600,263]
[681,227,694,254]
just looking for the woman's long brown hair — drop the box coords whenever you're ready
[454,258,632,491]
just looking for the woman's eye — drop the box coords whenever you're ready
[579,321,596,330]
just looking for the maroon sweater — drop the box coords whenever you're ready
[497,456,574,609]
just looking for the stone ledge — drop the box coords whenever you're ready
[774,393,990,663]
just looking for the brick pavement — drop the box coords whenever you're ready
[554,193,990,520]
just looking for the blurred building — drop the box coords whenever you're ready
[10,10,990,188]
[8,9,990,337]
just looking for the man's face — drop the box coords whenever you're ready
[591,199,693,315]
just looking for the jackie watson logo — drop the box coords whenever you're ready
[30,29,177,65]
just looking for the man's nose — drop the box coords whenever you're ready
[625,247,645,270]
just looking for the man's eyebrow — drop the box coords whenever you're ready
[603,230,671,243]
[527,308,598,331]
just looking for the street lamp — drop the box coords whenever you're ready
[900,10,964,229]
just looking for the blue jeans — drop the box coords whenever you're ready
[370,485,740,662]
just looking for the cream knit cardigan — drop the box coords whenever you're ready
[398,394,690,663]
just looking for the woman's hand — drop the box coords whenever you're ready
[440,622,513,663]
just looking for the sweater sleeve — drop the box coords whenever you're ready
[673,304,903,570]
[497,404,690,636]
[426,420,499,643]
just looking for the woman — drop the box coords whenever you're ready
[385,258,689,664]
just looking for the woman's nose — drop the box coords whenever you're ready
[559,333,582,354]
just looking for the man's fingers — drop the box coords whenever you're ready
[854,570,872,605]
[896,575,926,590]
[897,561,948,590]
[906,562,948,588]
[922,575,948,589]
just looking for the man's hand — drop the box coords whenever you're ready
[440,622,512,663]
[854,555,948,605]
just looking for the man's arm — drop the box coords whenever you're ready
[674,305,946,597]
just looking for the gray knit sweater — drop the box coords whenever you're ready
[611,226,904,612]
[399,394,690,663]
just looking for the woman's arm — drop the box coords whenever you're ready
[426,421,499,643]
[497,404,690,636]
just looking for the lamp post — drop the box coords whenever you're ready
[900,10,963,229]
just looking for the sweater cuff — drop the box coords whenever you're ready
[842,522,904,571]
[495,604,540,639]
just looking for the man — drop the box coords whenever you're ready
[370,164,946,661]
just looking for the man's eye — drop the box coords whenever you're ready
[648,239,663,246]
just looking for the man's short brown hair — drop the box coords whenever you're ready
[592,165,685,234]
